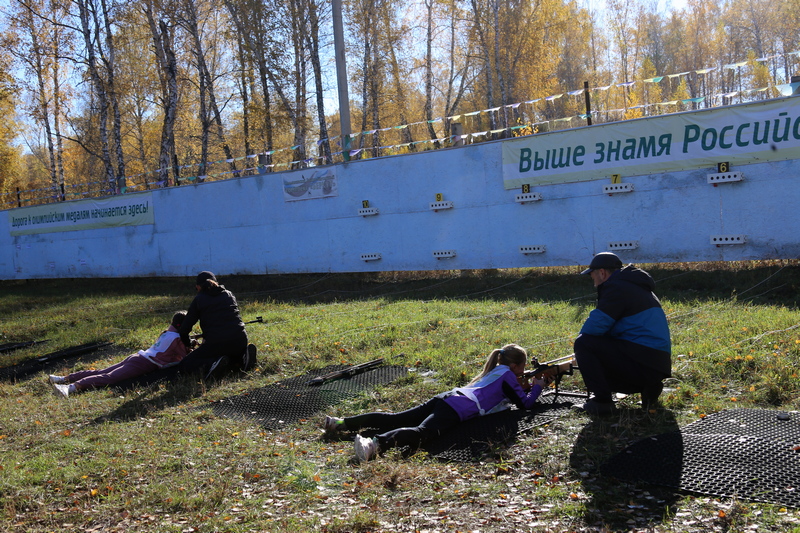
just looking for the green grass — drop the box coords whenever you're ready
[2,262,800,531]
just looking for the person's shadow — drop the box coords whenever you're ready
[568,407,682,531]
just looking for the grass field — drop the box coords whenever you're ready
[1,262,800,532]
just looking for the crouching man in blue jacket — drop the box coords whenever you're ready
[574,252,672,415]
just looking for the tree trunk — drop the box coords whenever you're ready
[144,2,179,187]
[75,0,116,194]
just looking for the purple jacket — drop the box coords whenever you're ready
[441,364,543,421]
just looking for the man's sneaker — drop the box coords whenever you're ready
[205,356,230,381]
[354,434,379,462]
[52,383,71,398]
[641,381,664,410]
[48,375,67,384]
[241,343,257,372]
[324,415,345,435]
[575,398,617,416]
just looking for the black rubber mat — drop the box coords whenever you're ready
[602,409,800,507]
[0,340,47,354]
[0,341,112,382]
[210,365,408,429]
[423,392,586,462]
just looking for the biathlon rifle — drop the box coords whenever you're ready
[307,357,385,386]
[523,354,576,381]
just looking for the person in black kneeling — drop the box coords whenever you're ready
[178,271,255,379]
[573,252,672,416]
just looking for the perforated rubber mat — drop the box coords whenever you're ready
[602,409,800,507]
[0,341,112,382]
[210,365,408,429]
[423,392,587,462]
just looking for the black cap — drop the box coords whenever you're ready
[195,271,216,285]
[581,252,623,275]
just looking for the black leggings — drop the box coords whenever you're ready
[574,334,670,402]
[178,335,248,375]
[344,396,461,451]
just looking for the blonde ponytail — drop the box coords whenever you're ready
[469,344,527,384]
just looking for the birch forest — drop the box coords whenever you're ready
[1,0,799,207]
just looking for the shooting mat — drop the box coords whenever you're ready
[0,341,112,382]
[422,392,586,462]
[210,365,585,462]
[601,408,800,507]
[209,364,408,429]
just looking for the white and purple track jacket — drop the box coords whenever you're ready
[441,364,543,421]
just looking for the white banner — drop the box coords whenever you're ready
[283,168,338,202]
[502,97,800,189]
[9,193,154,236]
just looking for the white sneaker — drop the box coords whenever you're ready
[52,383,71,398]
[48,375,67,384]
[324,415,344,434]
[354,434,378,462]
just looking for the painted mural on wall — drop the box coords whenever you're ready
[8,193,154,236]
[502,97,800,189]
[282,168,338,201]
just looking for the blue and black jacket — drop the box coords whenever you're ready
[580,265,671,365]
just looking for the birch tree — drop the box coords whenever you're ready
[7,0,70,200]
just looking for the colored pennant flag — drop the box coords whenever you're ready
[723,61,748,69]
[778,82,800,96]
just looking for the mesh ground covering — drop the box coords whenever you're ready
[210,364,408,429]
[211,362,587,462]
[0,340,47,354]
[423,391,587,462]
[0,341,112,382]
[601,408,800,507]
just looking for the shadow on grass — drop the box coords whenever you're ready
[568,408,682,531]
[88,373,212,425]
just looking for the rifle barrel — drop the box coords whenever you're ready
[307,358,384,386]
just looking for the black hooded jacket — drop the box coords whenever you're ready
[179,284,246,347]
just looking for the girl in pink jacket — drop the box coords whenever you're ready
[49,311,189,397]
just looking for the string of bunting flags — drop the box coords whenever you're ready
[4,49,800,208]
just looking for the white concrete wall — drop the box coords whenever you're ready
[3,98,800,280]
